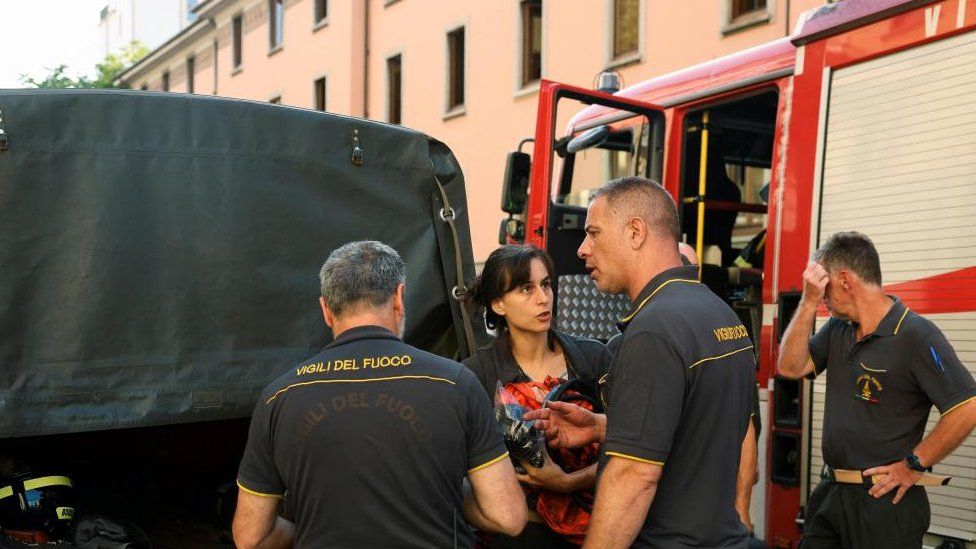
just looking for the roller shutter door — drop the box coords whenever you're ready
[812,28,976,542]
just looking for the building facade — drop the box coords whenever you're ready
[118,0,826,261]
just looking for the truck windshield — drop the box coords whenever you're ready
[555,117,653,206]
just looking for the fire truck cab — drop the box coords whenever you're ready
[500,1,976,546]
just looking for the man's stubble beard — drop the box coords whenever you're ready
[595,274,628,297]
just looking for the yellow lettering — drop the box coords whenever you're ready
[333,359,358,371]
[298,362,332,375]
[714,324,748,342]
[362,355,413,368]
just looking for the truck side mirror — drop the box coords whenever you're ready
[566,125,609,154]
[501,151,531,215]
[498,217,526,245]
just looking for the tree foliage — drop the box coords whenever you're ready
[19,65,85,89]
[20,41,149,89]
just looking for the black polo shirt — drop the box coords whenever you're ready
[809,296,976,470]
[601,266,755,549]
[237,325,508,549]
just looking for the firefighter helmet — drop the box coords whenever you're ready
[0,470,75,539]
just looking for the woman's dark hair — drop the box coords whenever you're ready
[465,245,556,331]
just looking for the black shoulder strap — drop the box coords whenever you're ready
[554,332,591,383]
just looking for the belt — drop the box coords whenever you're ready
[824,467,874,487]
[825,466,951,487]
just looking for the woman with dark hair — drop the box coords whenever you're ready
[463,245,611,548]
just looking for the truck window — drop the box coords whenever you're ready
[680,90,778,348]
[680,92,776,265]
[554,118,654,206]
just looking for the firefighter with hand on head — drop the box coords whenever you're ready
[233,240,526,549]
[777,231,976,549]
[527,177,757,548]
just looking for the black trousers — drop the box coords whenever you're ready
[800,479,930,549]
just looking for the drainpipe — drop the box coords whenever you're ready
[785,0,791,36]
[211,18,218,95]
[363,0,370,119]
[212,36,218,95]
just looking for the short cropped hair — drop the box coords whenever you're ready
[319,241,406,316]
[591,177,680,242]
[813,231,882,286]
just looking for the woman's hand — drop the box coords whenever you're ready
[517,452,573,493]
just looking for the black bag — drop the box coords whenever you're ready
[493,382,546,468]
[70,515,151,549]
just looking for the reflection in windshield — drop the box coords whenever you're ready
[558,122,648,206]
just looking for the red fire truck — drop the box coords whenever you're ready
[500,0,976,546]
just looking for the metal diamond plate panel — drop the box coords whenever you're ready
[555,275,631,340]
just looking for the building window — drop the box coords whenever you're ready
[314,0,327,24]
[612,0,639,59]
[387,55,402,124]
[314,77,326,111]
[520,0,542,87]
[724,0,769,32]
[269,0,284,49]
[232,14,243,68]
[731,0,767,20]
[186,56,195,93]
[269,96,282,104]
[447,27,465,111]
[161,71,170,91]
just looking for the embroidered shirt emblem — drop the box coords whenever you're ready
[855,373,883,404]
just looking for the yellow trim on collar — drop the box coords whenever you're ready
[689,345,754,369]
[267,375,456,404]
[859,362,886,373]
[893,307,910,335]
[236,481,284,499]
[605,451,664,466]
[0,486,12,500]
[468,451,510,473]
[620,279,700,324]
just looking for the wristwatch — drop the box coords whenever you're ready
[905,453,932,472]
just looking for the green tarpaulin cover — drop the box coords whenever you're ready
[0,89,479,438]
